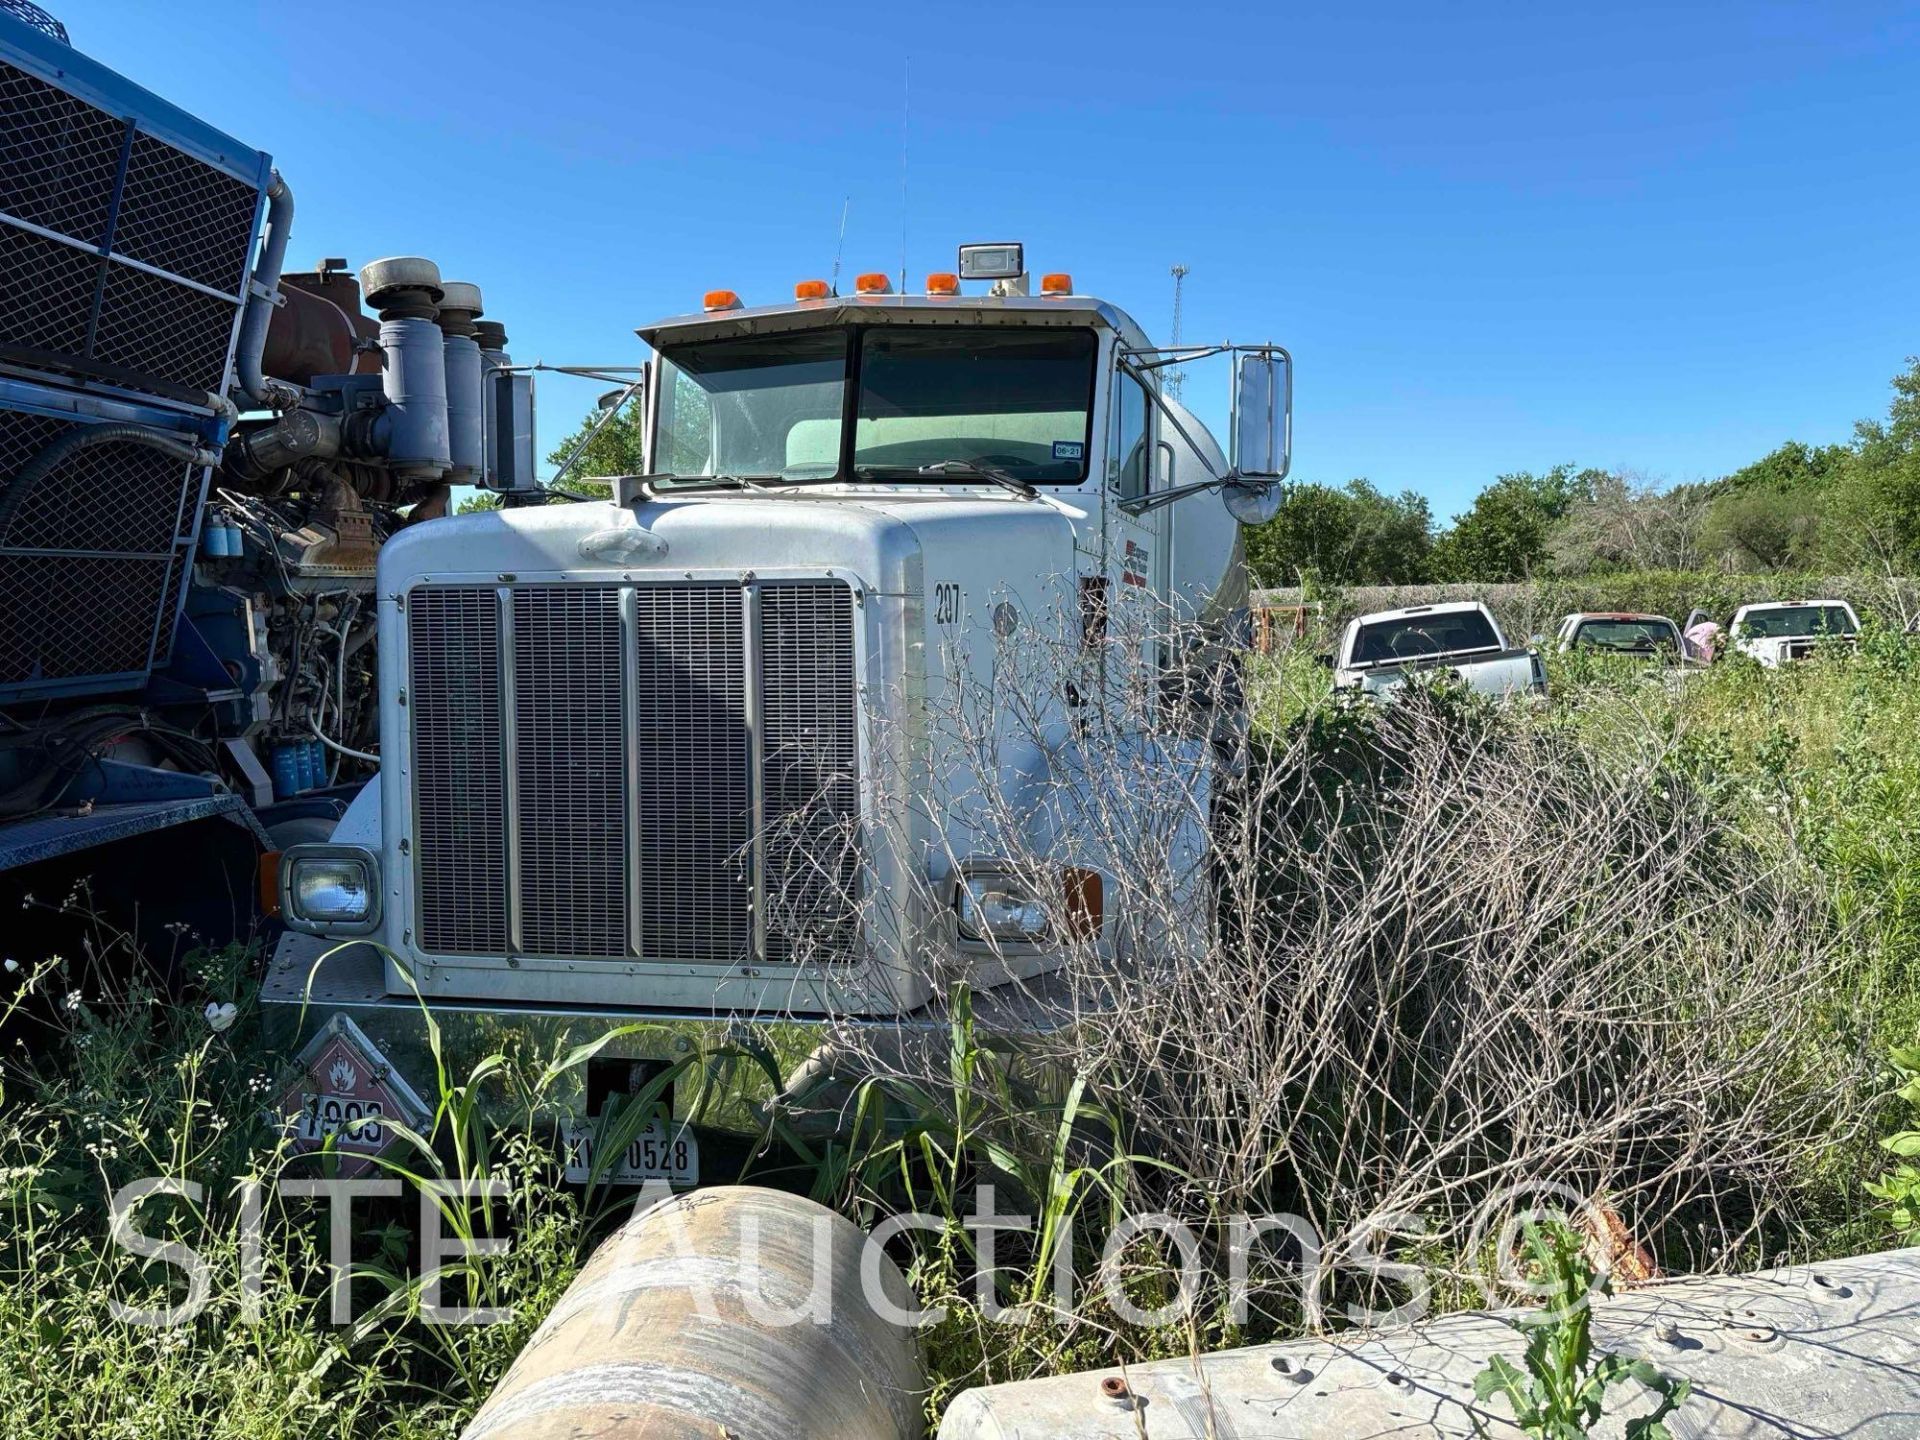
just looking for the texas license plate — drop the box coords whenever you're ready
[562,1117,699,1187]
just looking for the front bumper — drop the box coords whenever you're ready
[259,931,1089,1153]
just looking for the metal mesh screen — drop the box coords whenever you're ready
[410,588,509,955]
[115,132,259,293]
[0,57,261,402]
[0,408,200,696]
[0,552,170,686]
[633,583,752,965]
[512,587,628,958]
[1,2,68,41]
[760,582,862,963]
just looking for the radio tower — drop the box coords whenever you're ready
[1167,264,1190,401]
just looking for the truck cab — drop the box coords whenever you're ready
[268,247,1289,1038]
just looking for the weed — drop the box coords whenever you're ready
[1473,1223,1690,1440]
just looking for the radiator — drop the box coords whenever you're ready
[0,406,203,698]
[0,49,265,403]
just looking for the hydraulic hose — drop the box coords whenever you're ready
[0,424,221,541]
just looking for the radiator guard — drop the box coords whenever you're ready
[0,14,270,409]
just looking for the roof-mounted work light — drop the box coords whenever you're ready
[957,242,1024,281]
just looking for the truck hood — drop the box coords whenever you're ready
[378,489,1086,603]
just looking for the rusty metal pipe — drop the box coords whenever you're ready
[459,1186,926,1440]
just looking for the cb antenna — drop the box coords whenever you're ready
[899,56,911,294]
[831,196,850,296]
[1168,264,1191,401]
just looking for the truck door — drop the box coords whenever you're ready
[1106,365,1172,714]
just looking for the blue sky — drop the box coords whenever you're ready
[57,0,1920,519]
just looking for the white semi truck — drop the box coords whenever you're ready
[261,245,1289,1181]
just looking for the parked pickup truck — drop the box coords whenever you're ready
[1730,599,1860,667]
[1554,611,1689,662]
[1331,601,1547,703]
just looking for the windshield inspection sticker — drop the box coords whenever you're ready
[1052,441,1085,461]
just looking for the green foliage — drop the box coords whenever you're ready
[1473,1224,1690,1440]
[1431,465,1602,582]
[1700,485,1822,569]
[0,940,584,1437]
[1865,1045,1920,1241]
[1267,359,1920,584]
[1716,439,1852,496]
[1244,478,1432,587]
[544,404,642,484]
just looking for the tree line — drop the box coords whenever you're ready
[1247,359,1920,588]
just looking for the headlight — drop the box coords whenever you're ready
[955,872,1050,944]
[281,846,379,934]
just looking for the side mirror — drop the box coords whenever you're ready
[1315,653,1335,669]
[1230,348,1291,482]
[1223,347,1290,526]
[483,367,539,493]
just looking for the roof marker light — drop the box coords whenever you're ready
[794,279,831,301]
[703,289,742,311]
[855,272,892,295]
[925,272,960,296]
[1040,272,1073,296]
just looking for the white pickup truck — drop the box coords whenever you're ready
[1331,600,1547,703]
[1730,599,1860,667]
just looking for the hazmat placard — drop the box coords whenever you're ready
[277,1015,429,1179]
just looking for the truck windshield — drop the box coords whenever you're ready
[656,329,848,480]
[652,325,1096,484]
[1352,610,1501,664]
[1736,605,1856,639]
[852,328,1094,482]
[1573,618,1677,654]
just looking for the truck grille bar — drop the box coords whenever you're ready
[408,579,860,966]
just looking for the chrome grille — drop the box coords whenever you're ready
[633,584,752,965]
[761,583,861,963]
[410,588,508,955]
[407,578,860,966]
[512,588,627,957]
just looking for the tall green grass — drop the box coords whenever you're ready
[2,635,1918,1435]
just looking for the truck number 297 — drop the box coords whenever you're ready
[934,583,962,625]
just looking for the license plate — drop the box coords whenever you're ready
[562,1117,699,1187]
